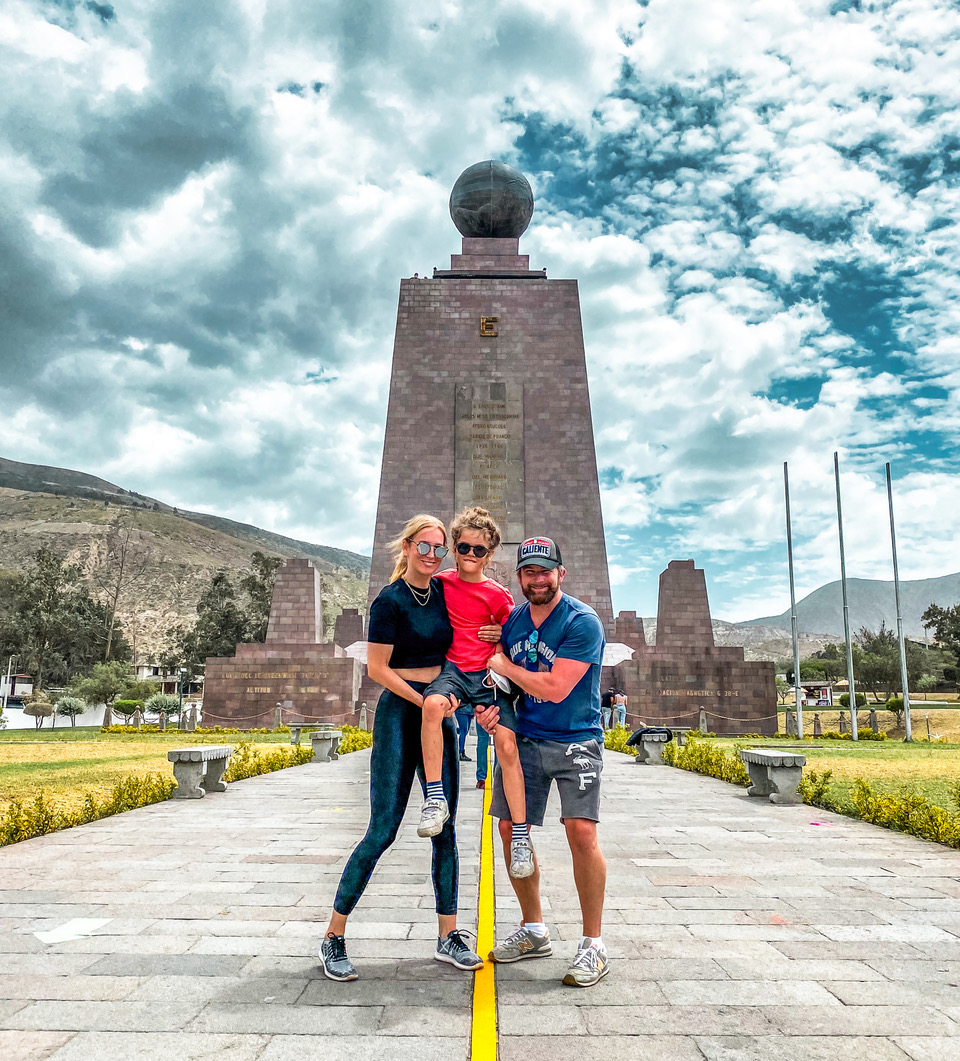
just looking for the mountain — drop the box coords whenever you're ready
[742,573,960,640]
[0,456,371,659]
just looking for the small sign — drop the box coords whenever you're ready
[480,316,499,336]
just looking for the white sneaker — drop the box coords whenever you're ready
[509,835,535,879]
[562,940,609,987]
[417,797,449,837]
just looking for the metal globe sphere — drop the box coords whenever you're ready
[449,160,534,238]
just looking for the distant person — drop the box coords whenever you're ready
[601,687,613,730]
[318,514,483,981]
[613,689,627,728]
[419,506,534,878]
[478,536,609,987]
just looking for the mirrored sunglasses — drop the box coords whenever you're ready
[411,541,448,559]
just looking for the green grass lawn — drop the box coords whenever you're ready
[0,725,300,815]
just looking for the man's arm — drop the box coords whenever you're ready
[488,649,589,703]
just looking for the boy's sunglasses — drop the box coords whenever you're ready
[527,629,539,663]
[456,542,490,558]
[410,540,448,559]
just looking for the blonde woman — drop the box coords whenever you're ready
[319,514,483,980]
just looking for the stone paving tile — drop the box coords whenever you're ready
[766,1005,959,1036]
[824,979,960,1008]
[0,954,102,975]
[377,1004,471,1036]
[0,974,142,1001]
[2,1000,206,1032]
[45,1031,269,1061]
[0,1029,74,1061]
[694,1035,914,1060]
[498,1004,587,1034]
[187,1002,381,1035]
[894,1037,960,1061]
[862,959,960,983]
[127,975,307,1004]
[659,979,841,1006]
[715,956,888,981]
[258,1035,467,1060]
[50,934,198,955]
[82,953,250,978]
[300,977,470,1007]
[583,1004,778,1035]
[499,1034,705,1060]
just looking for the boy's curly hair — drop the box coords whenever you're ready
[451,506,501,550]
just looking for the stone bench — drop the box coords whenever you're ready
[740,748,806,805]
[627,727,674,765]
[289,724,326,745]
[168,745,233,799]
[311,729,342,762]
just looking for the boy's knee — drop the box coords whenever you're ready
[422,694,448,721]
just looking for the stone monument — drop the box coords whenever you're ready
[367,160,613,628]
[613,560,777,735]
[202,558,361,728]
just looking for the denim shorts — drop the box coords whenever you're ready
[489,735,603,826]
[425,661,518,731]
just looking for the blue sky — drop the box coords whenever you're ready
[1,0,958,620]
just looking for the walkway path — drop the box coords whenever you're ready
[2,740,960,1060]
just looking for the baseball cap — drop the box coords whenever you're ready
[516,536,562,570]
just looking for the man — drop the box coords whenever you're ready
[600,687,614,730]
[476,536,608,987]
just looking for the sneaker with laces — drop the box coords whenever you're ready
[562,940,609,987]
[489,924,552,963]
[318,934,358,982]
[435,929,483,970]
[417,796,450,837]
[508,835,535,879]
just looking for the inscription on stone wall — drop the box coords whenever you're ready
[455,382,524,544]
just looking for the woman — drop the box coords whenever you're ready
[319,514,485,981]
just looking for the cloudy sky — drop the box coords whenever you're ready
[2,0,959,620]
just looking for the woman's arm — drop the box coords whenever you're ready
[366,643,429,708]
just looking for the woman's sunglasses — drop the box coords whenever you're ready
[410,540,448,559]
[455,542,490,558]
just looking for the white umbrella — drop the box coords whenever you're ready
[602,643,635,667]
[344,641,368,663]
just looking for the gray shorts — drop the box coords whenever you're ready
[490,736,603,826]
[425,661,518,730]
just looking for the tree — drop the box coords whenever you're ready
[145,692,180,720]
[916,674,938,700]
[855,624,926,701]
[239,552,284,642]
[55,696,87,727]
[0,548,132,689]
[775,676,791,704]
[88,511,154,661]
[22,695,54,730]
[70,660,136,710]
[922,603,960,663]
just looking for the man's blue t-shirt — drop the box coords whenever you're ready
[502,594,605,743]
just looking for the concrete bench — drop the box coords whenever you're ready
[289,724,326,745]
[740,748,806,805]
[628,727,674,766]
[311,729,342,763]
[168,745,233,799]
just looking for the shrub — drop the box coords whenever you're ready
[839,692,867,708]
[145,693,180,719]
[338,724,373,755]
[55,696,87,726]
[223,740,313,782]
[849,779,960,847]
[113,699,144,718]
[603,725,637,757]
[822,730,853,741]
[662,736,751,786]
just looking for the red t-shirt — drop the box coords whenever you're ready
[436,569,515,672]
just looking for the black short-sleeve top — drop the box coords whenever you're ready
[366,578,453,669]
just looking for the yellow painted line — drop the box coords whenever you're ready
[471,750,497,1060]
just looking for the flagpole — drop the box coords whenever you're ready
[784,462,803,739]
[834,452,859,740]
[885,462,912,742]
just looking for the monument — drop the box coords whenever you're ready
[612,560,777,735]
[367,160,614,627]
[202,558,361,728]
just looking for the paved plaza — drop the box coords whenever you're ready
[2,739,960,1060]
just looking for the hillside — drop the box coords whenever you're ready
[743,573,960,640]
[0,461,371,659]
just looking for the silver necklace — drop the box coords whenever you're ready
[403,578,431,607]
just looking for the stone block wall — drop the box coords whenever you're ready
[656,560,715,649]
[265,559,323,644]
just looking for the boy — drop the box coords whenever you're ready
[418,506,534,878]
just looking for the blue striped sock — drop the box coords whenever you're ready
[511,822,528,842]
[426,781,445,801]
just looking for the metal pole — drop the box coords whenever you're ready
[834,453,859,740]
[1,654,14,714]
[784,463,804,738]
[885,462,912,742]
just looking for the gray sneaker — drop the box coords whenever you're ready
[319,934,358,982]
[508,835,535,879]
[435,929,483,971]
[489,924,552,963]
[562,940,609,987]
[417,796,450,837]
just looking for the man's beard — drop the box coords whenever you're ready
[522,581,558,606]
